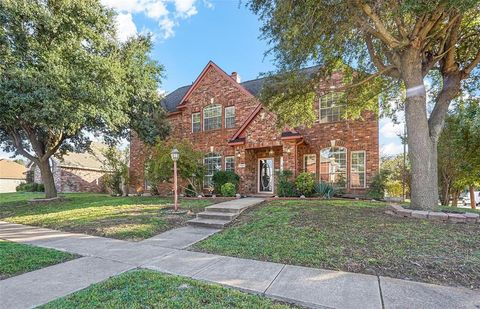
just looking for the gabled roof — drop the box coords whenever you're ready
[160,62,321,113]
[0,159,27,179]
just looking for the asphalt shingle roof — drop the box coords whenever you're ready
[160,66,321,113]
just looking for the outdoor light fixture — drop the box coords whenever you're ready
[170,148,180,161]
[268,148,274,156]
[210,146,214,153]
[171,148,180,211]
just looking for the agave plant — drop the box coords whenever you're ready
[314,181,335,199]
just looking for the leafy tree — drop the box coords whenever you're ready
[381,154,411,198]
[0,0,169,198]
[249,0,480,210]
[146,139,205,196]
[102,145,130,196]
[438,99,480,207]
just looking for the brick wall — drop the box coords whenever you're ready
[130,64,379,196]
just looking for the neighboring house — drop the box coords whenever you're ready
[0,159,27,193]
[30,143,109,193]
[130,61,379,196]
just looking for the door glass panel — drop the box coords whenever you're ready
[259,159,273,192]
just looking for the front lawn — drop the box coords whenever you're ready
[0,240,77,279]
[193,199,480,289]
[40,270,295,308]
[0,193,218,241]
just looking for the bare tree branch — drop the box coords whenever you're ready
[7,128,37,162]
[356,1,401,49]
[463,48,480,76]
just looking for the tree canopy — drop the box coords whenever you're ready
[249,0,480,209]
[0,0,169,198]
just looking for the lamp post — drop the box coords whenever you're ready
[171,148,180,212]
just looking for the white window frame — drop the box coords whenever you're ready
[350,150,366,189]
[319,92,345,123]
[225,156,235,172]
[203,153,222,188]
[319,146,348,188]
[303,154,317,176]
[191,112,201,132]
[225,106,235,129]
[203,105,222,131]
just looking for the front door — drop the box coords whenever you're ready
[258,158,274,193]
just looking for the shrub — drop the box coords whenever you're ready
[212,171,240,194]
[367,170,388,199]
[314,181,336,198]
[295,172,316,196]
[220,182,236,197]
[276,170,297,197]
[16,182,45,192]
[185,184,197,197]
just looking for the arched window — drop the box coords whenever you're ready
[203,105,222,130]
[319,147,347,187]
[204,153,221,188]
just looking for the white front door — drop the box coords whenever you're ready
[258,158,274,193]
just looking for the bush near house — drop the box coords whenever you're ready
[314,181,335,198]
[212,171,240,195]
[16,183,45,192]
[295,172,316,197]
[220,183,236,197]
[276,170,297,197]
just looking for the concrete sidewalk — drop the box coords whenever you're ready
[1,220,479,309]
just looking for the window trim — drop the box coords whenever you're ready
[319,92,345,124]
[303,154,317,177]
[350,150,366,189]
[319,146,348,188]
[225,106,235,129]
[191,112,201,132]
[203,105,222,131]
[224,156,235,172]
[203,153,222,189]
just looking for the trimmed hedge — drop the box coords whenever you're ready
[16,183,45,192]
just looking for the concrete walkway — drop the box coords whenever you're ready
[1,220,479,309]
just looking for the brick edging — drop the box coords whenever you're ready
[386,204,479,224]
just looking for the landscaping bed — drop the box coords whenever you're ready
[193,199,480,290]
[0,193,219,241]
[0,240,77,279]
[40,270,296,308]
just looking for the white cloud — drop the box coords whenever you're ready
[380,119,404,139]
[381,142,404,156]
[101,0,208,40]
[115,13,138,42]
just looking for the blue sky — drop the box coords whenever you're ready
[0,0,403,159]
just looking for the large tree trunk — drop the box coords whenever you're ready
[37,159,58,199]
[469,185,477,209]
[401,51,439,210]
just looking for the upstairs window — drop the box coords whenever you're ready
[225,106,236,128]
[192,113,201,132]
[319,92,345,123]
[320,147,347,188]
[204,105,222,131]
[204,153,221,188]
[351,151,366,188]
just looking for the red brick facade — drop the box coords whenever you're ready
[130,62,379,196]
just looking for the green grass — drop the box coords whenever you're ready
[40,270,295,309]
[193,199,480,289]
[0,240,76,279]
[0,193,217,241]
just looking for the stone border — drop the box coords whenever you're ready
[386,204,479,224]
[28,197,66,205]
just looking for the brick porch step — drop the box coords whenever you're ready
[197,211,238,221]
[187,218,231,229]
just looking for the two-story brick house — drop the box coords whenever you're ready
[129,61,379,196]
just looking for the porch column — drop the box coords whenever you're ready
[282,140,297,176]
